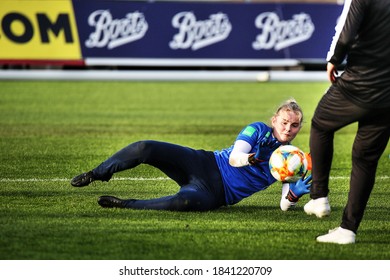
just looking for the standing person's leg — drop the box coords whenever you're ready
[304,86,364,218]
[308,123,334,199]
[341,109,390,233]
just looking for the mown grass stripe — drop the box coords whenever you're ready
[1,176,388,183]
[0,177,171,183]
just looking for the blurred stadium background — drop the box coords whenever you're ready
[0,0,345,81]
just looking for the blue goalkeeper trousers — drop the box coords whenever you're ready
[92,140,226,211]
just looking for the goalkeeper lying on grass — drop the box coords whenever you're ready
[71,98,311,211]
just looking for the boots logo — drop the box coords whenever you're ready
[85,10,148,49]
[252,12,314,51]
[170,12,232,51]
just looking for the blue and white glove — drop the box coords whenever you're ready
[248,131,281,165]
[286,174,312,202]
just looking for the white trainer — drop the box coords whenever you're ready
[304,197,331,218]
[316,227,356,244]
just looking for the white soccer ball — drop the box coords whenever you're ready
[269,145,308,182]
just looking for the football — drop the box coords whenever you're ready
[269,145,308,182]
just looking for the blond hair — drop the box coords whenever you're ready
[273,98,303,126]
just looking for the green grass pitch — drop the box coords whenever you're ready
[0,80,389,260]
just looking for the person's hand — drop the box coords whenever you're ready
[286,173,312,202]
[248,131,281,164]
[327,62,338,83]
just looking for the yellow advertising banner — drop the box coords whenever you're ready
[0,0,81,60]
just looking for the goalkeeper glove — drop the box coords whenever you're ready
[286,173,312,202]
[248,131,281,165]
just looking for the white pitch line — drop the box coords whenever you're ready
[0,176,388,183]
